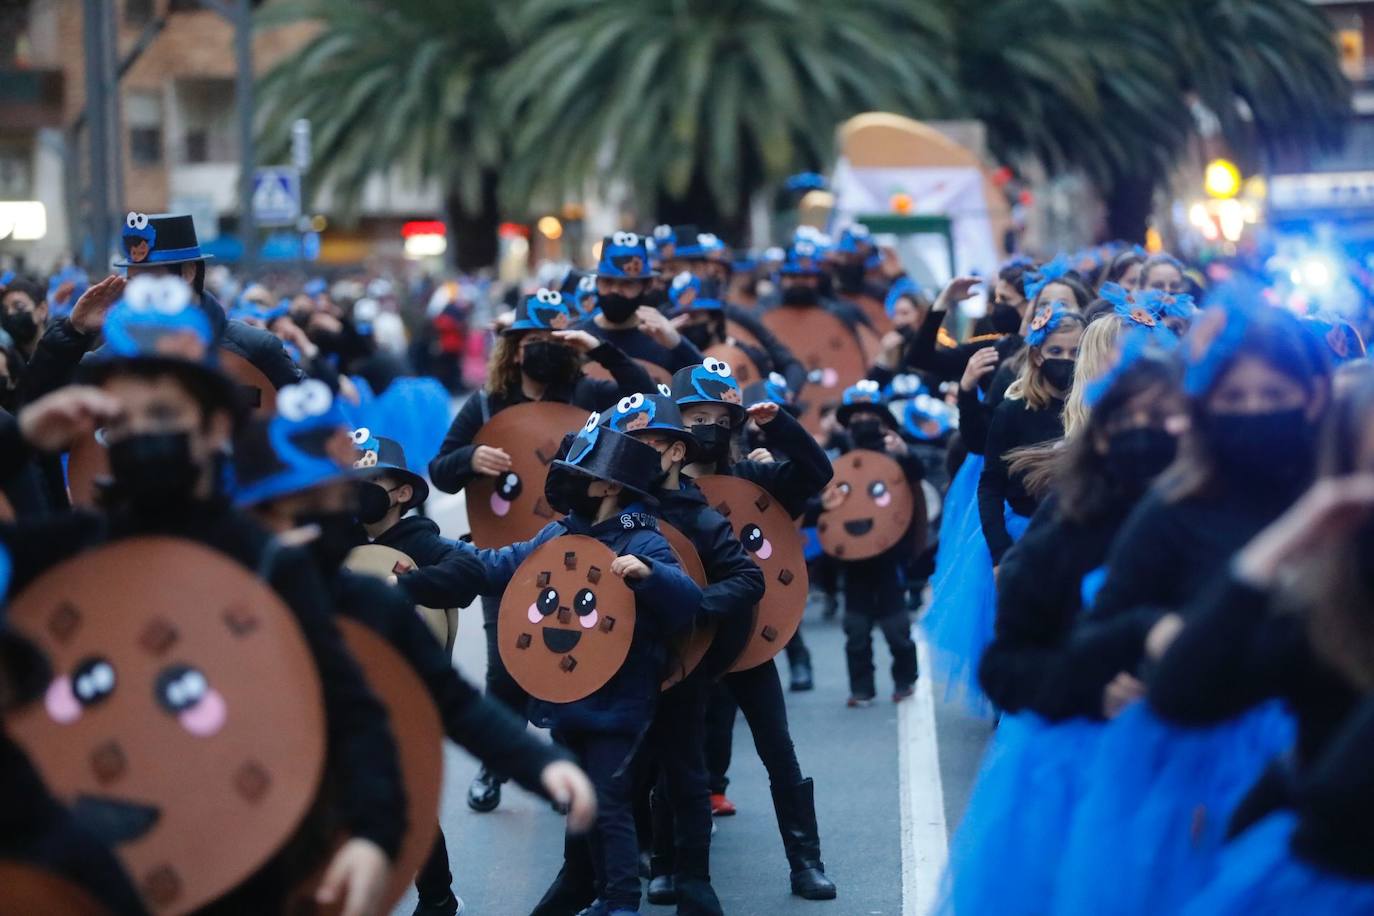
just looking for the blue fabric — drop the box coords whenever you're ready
[1181,812,1374,915]
[923,489,1030,717]
[937,713,1104,915]
[341,376,451,480]
[1079,565,1108,610]
[1052,701,1296,915]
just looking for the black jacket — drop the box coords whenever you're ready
[0,502,407,859]
[332,570,569,797]
[428,342,655,495]
[654,479,765,681]
[0,409,62,519]
[901,304,1020,385]
[979,495,1135,719]
[0,732,146,915]
[1290,694,1374,878]
[977,395,1063,562]
[373,515,485,610]
[571,318,703,373]
[725,407,834,519]
[956,360,1019,457]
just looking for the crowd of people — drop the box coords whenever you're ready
[0,204,1372,916]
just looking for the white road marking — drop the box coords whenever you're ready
[901,634,948,916]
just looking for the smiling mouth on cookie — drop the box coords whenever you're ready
[542,628,582,653]
[843,518,874,536]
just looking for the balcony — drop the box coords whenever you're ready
[0,67,64,131]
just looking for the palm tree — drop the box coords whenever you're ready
[254,0,514,270]
[494,0,956,239]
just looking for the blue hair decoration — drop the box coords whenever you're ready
[1025,300,1074,348]
[1023,253,1073,303]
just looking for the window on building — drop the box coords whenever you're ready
[127,90,163,167]
[175,78,236,164]
[125,0,156,26]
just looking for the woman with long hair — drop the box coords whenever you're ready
[1052,286,1332,914]
[428,289,655,815]
[938,342,1187,915]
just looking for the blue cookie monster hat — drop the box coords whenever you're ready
[902,393,956,441]
[778,238,827,277]
[667,272,725,316]
[113,212,212,268]
[233,379,357,507]
[507,288,576,334]
[676,231,727,261]
[671,358,746,420]
[599,389,700,461]
[545,414,663,513]
[836,223,874,255]
[596,232,657,280]
[650,224,678,263]
[350,428,430,508]
[835,379,897,429]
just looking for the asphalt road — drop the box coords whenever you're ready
[390,492,991,916]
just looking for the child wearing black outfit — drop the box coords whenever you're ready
[821,382,922,706]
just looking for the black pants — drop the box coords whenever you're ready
[726,659,805,789]
[646,679,713,879]
[414,825,452,903]
[554,730,640,911]
[704,683,736,795]
[784,628,811,669]
[481,594,530,725]
[843,610,916,697]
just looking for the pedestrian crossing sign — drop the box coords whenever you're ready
[251,167,301,226]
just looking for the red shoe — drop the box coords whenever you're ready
[710,793,737,816]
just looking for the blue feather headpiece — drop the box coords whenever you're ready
[884,276,922,317]
[1085,326,1179,407]
[1180,279,1267,397]
[1023,253,1072,302]
[1025,300,1075,348]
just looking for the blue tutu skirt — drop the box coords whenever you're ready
[1052,701,1296,915]
[923,486,1029,717]
[936,713,1104,915]
[342,375,453,474]
[930,454,983,599]
[1181,812,1374,915]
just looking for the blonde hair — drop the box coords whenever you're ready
[1062,317,1127,438]
[1005,311,1086,410]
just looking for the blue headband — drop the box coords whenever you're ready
[1025,300,1076,348]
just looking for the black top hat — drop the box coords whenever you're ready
[545,421,663,514]
[353,433,430,508]
[114,212,213,268]
[598,391,700,463]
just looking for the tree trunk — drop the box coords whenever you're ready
[655,163,756,247]
[444,168,501,272]
[1103,173,1155,243]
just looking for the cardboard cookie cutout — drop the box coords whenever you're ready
[332,619,444,913]
[852,293,896,339]
[2,538,326,915]
[694,476,808,671]
[725,319,762,349]
[216,349,278,417]
[704,342,761,388]
[468,402,590,548]
[760,309,867,434]
[582,357,673,388]
[0,862,110,916]
[498,535,636,703]
[344,544,454,648]
[818,450,916,561]
[658,521,715,690]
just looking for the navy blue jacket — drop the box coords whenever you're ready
[373,515,485,610]
[654,480,765,681]
[571,317,703,373]
[457,503,702,734]
[727,406,834,519]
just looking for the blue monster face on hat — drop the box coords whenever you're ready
[597,232,655,280]
[836,224,873,255]
[509,288,575,334]
[601,391,699,459]
[235,380,356,507]
[842,379,883,409]
[121,212,157,264]
[676,232,726,261]
[606,393,656,432]
[779,239,825,276]
[673,358,744,412]
[116,212,211,267]
[103,275,213,362]
[566,412,602,466]
[668,272,724,315]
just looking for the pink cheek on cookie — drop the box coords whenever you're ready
[491,494,511,516]
[527,603,542,624]
[756,539,773,561]
[179,689,227,737]
[821,369,839,388]
[875,492,892,508]
[578,610,598,629]
[45,677,81,724]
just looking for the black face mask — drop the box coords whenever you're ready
[1041,358,1076,394]
[690,424,731,463]
[2,310,38,346]
[1206,408,1314,491]
[834,263,865,294]
[547,475,605,518]
[990,301,1022,335]
[521,340,579,385]
[780,286,820,307]
[106,431,201,508]
[356,481,393,525]
[296,510,359,571]
[1105,427,1177,488]
[680,321,721,351]
[848,418,887,451]
[597,292,643,324]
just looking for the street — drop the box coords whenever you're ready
[399,492,992,916]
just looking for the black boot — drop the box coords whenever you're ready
[673,876,723,916]
[770,778,837,900]
[528,863,597,916]
[788,656,814,692]
[466,766,502,813]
